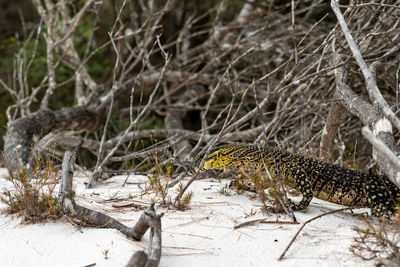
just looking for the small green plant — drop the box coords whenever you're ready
[148,173,170,206]
[148,158,173,206]
[244,208,257,218]
[175,183,194,211]
[1,162,60,223]
[147,152,194,210]
[219,184,232,196]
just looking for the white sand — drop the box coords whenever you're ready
[0,168,373,267]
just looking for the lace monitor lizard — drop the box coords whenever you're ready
[189,144,400,217]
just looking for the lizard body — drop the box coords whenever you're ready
[190,144,400,217]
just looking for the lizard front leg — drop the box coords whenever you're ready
[282,163,313,211]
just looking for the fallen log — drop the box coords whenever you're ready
[59,151,163,267]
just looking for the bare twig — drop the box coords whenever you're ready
[88,44,171,188]
[234,218,299,230]
[331,0,400,132]
[278,207,355,261]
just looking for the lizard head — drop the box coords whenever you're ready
[188,144,250,175]
[187,150,218,175]
[188,157,205,175]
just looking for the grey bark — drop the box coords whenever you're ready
[320,102,345,162]
[331,0,400,133]
[126,207,163,267]
[126,251,147,267]
[59,151,145,240]
[4,107,99,175]
[331,51,400,188]
[60,151,163,266]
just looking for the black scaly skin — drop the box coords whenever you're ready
[190,144,400,217]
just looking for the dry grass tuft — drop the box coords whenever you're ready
[228,169,288,214]
[175,183,194,211]
[1,162,60,223]
[350,217,400,266]
[148,156,194,210]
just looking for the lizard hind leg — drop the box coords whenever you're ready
[364,180,396,217]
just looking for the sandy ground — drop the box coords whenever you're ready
[0,168,373,267]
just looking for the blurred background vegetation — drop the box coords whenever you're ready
[0,0,335,162]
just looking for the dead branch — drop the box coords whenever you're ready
[362,127,400,175]
[331,41,400,188]
[4,107,99,175]
[126,206,163,267]
[60,151,164,255]
[331,0,400,132]
[233,218,299,230]
[60,151,141,239]
[32,0,99,106]
[88,42,172,188]
[278,207,355,261]
[320,102,345,162]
